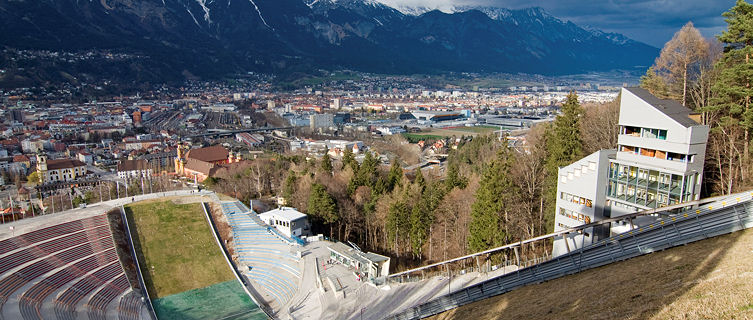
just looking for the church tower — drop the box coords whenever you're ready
[36,153,47,184]
[175,145,185,175]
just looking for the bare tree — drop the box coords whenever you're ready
[580,99,620,154]
[654,22,710,106]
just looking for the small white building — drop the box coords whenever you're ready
[258,207,309,238]
[117,159,152,180]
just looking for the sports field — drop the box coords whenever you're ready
[126,200,235,298]
[403,126,499,142]
[152,280,267,320]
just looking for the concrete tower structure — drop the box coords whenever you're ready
[552,87,709,256]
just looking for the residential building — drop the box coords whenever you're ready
[257,207,310,238]
[117,159,152,180]
[310,114,334,130]
[77,152,94,165]
[552,87,709,257]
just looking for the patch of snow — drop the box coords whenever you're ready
[248,0,273,30]
[196,0,212,23]
[186,9,202,28]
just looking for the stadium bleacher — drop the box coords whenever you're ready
[0,214,147,320]
[220,201,303,309]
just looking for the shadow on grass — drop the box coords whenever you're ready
[123,206,160,302]
[431,229,752,320]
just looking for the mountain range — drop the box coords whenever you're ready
[0,0,659,82]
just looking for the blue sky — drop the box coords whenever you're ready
[376,0,733,47]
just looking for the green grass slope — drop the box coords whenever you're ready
[126,200,235,298]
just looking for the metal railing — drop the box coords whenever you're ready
[387,192,730,280]
[388,190,753,319]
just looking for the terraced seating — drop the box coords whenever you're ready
[118,291,143,320]
[246,266,297,298]
[86,274,130,320]
[0,235,115,316]
[0,225,112,275]
[18,248,118,320]
[220,200,304,309]
[0,214,147,320]
[246,273,291,304]
[54,262,123,320]
[240,257,301,278]
[0,215,108,256]
[235,248,301,261]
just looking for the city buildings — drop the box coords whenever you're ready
[552,87,709,256]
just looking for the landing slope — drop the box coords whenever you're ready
[431,228,753,320]
[126,200,234,297]
[126,199,265,320]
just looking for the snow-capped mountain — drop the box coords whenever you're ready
[0,0,657,82]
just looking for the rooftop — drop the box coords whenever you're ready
[624,87,700,128]
[258,207,307,221]
[46,158,86,170]
[186,145,229,163]
[117,159,150,172]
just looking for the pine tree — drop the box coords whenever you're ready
[342,148,358,172]
[468,143,515,252]
[413,168,425,192]
[444,162,467,191]
[640,67,670,99]
[543,92,584,232]
[320,153,333,174]
[711,0,753,165]
[307,183,339,238]
[386,191,411,254]
[282,170,297,204]
[387,158,403,192]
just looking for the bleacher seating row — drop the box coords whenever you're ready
[0,214,147,320]
[220,201,303,308]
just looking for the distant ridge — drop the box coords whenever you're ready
[0,0,658,83]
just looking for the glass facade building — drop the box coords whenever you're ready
[607,162,697,209]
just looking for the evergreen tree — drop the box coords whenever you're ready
[320,153,333,174]
[385,192,411,254]
[387,158,403,192]
[342,148,358,172]
[711,0,753,160]
[413,168,425,192]
[307,183,339,237]
[282,170,297,204]
[409,197,429,258]
[349,151,379,195]
[543,91,584,232]
[444,162,467,191]
[468,144,515,252]
[640,67,670,99]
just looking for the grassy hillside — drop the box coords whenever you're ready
[126,200,235,298]
[431,228,753,320]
